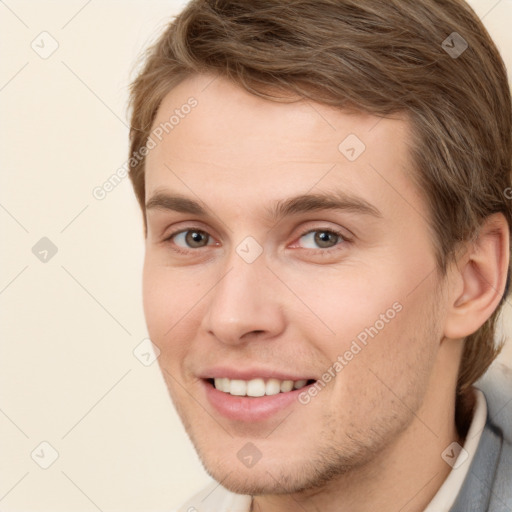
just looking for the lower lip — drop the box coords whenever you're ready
[201,379,313,422]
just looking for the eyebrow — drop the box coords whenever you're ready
[145,190,382,220]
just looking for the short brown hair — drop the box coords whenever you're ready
[128,0,512,395]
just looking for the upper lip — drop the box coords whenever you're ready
[199,366,316,382]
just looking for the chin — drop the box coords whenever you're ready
[192,432,369,498]
[206,464,284,495]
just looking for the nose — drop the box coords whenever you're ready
[200,252,286,346]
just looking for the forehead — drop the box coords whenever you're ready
[145,74,425,223]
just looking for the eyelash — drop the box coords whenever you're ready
[162,227,350,255]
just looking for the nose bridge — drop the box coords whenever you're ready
[202,244,284,344]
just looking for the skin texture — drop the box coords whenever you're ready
[142,74,509,512]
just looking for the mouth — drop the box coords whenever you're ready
[206,377,316,397]
[201,376,318,422]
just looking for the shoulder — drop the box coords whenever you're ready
[476,362,512,444]
[174,480,252,512]
[474,362,512,507]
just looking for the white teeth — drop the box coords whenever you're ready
[265,378,281,395]
[212,377,311,396]
[293,379,307,389]
[230,379,247,396]
[220,378,230,392]
[247,378,266,397]
[280,380,294,392]
[214,378,230,393]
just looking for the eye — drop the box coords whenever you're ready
[297,229,346,249]
[170,229,213,249]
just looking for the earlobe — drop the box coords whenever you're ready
[444,213,510,340]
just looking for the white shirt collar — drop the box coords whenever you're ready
[423,388,487,512]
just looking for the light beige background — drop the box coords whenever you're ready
[1,1,511,510]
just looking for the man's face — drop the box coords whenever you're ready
[143,74,449,495]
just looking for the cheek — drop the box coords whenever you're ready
[142,260,168,338]
[282,265,408,355]
[330,284,441,421]
[142,257,207,368]
[143,255,191,326]
[289,261,439,399]
[142,259,184,353]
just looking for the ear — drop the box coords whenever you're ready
[443,213,510,340]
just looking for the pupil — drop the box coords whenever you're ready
[187,231,207,247]
[315,231,336,248]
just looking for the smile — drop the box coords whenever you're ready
[210,377,314,397]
